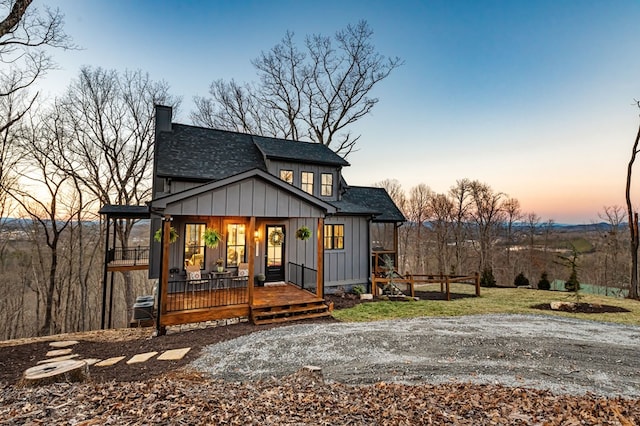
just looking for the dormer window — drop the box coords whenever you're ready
[280,169,293,184]
[321,173,333,196]
[301,171,314,194]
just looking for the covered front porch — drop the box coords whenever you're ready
[151,170,337,331]
[155,215,329,329]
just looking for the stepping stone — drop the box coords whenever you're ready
[81,358,101,366]
[157,347,191,361]
[38,354,79,364]
[126,351,158,364]
[95,356,126,367]
[46,349,73,357]
[49,340,79,348]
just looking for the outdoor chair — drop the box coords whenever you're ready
[232,263,249,288]
[185,265,207,292]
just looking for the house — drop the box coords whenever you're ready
[102,105,404,330]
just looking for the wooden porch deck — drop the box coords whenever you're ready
[161,283,330,326]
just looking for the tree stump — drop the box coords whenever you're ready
[21,360,89,386]
[295,365,324,385]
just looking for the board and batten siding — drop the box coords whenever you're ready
[268,160,340,202]
[285,217,318,270]
[323,216,370,290]
[163,178,325,218]
[170,180,202,193]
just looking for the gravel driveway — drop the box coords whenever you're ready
[191,314,640,398]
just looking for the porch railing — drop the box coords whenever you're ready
[165,276,248,312]
[288,262,317,295]
[107,246,150,266]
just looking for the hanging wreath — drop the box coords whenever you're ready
[268,228,285,246]
[153,226,178,244]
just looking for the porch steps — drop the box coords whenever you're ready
[252,301,331,325]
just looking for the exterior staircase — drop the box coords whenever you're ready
[251,300,331,325]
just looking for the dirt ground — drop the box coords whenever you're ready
[0,292,640,397]
[2,292,640,424]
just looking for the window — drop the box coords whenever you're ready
[301,171,314,194]
[321,173,333,196]
[324,224,344,250]
[184,224,205,269]
[226,224,246,267]
[280,169,293,184]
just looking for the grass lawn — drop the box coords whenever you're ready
[332,283,640,325]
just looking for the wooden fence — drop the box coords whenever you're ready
[371,272,480,301]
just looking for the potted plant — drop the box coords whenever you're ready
[216,258,224,272]
[256,273,266,286]
[295,226,311,241]
[154,226,178,244]
[203,227,222,248]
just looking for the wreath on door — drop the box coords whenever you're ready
[268,229,284,246]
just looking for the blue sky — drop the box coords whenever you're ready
[36,0,640,223]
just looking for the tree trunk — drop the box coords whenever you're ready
[625,118,640,299]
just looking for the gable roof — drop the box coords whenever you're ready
[333,186,406,222]
[253,136,349,167]
[152,168,336,214]
[156,124,348,181]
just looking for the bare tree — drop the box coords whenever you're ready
[502,197,522,279]
[192,21,402,157]
[449,179,473,274]
[599,205,626,294]
[429,193,454,274]
[406,184,432,273]
[524,212,541,280]
[0,0,72,128]
[7,115,82,335]
[469,180,505,275]
[626,103,640,299]
[56,67,179,312]
[0,0,72,247]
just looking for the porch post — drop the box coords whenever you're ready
[248,216,256,305]
[316,217,324,297]
[100,215,110,329]
[156,215,171,335]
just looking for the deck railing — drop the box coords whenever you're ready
[107,246,150,266]
[165,276,248,312]
[288,262,317,295]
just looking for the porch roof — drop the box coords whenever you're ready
[98,204,150,219]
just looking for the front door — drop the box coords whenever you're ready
[265,225,285,282]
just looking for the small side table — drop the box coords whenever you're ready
[210,270,231,289]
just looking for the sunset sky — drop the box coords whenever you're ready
[35,0,640,224]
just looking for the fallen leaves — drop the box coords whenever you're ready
[1,371,639,425]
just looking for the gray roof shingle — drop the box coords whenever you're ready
[253,136,349,167]
[156,125,266,180]
[332,186,406,222]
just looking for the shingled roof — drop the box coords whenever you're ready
[156,124,349,181]
[333,186,406,222]
[156,125,267,181]
[253,136,349,167]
